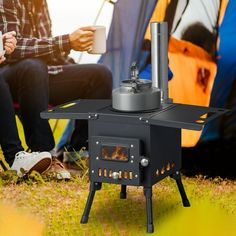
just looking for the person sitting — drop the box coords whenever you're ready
[0,31,53,176]
[0,0,112,178]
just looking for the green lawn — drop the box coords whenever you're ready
[0,119,236,236]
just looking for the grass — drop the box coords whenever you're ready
[0,176,236,236]
[0,118,236,236]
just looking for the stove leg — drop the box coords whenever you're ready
[144,187,154,233]
[171,171,190,207]
[120,185,127,199]
[80,182,102,224]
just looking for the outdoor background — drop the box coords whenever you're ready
[1,1,236,236]
[47,0,114,64]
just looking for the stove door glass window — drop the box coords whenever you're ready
[101,145,129,162]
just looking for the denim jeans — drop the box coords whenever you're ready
[0,59,112,166]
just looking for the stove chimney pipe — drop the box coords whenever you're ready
[151,22,169,102]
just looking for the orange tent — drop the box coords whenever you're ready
[144,0,228,146]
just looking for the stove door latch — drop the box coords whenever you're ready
[140,156,149,167]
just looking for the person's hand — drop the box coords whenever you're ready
[0,55,5,64]
[3,31,17,55]
[69,26,95,51]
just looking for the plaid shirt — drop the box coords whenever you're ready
[0,0,72,74]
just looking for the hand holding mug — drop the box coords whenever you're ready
[69,26,96,51]
[3,31,17,55]
[0,31,16,64]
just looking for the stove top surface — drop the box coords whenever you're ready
[41,99,227,131]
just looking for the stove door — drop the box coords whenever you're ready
[90,136,142,186]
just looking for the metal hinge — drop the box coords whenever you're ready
[88,113,99,120]
[139,117,149,124]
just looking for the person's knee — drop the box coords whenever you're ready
[17,59,48,86]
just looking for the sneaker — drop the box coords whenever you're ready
[43,157,71,180]
[11,151,52,177]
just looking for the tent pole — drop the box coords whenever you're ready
[77,0,110,64]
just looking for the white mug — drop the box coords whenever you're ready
[89,26,106,54]
[0,31,4,55]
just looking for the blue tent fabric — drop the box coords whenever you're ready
[99,0,158,88]
[139,64,173,81]
[139,64,153,80]
[201,0,236,141]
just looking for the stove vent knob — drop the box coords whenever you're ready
[140,157,149,167]
[112,172,119,180]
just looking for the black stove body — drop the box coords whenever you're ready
[41,99,226,233]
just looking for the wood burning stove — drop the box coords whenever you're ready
[41,22,228,233]
[41,99,226,233]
